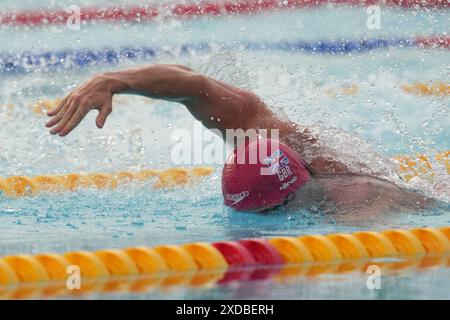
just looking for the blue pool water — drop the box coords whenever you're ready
[0,1,449,299]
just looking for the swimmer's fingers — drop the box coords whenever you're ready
[45,96,72,128]
[49,98,79,135]
[95,101,112,129]
[47,95,69,116]
[58,107,90,137]
[45,111,63,128]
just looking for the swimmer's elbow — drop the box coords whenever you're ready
[166,68,209,101]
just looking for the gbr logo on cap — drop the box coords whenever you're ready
[277,165,293,182]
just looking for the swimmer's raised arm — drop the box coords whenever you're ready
[46,64,347,173]
[46,64,291,138]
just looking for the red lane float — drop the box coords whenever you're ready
[212,241,255,283]
[1,0,447,27]
[212,241,256,266]
[238,239,283,265]
[239,239,284,280]
[415,36,450,49]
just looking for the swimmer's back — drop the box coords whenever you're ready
[313,173,433,213]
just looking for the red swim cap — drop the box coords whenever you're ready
[222,138,311,211]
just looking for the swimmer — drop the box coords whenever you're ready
[45,64,432,214]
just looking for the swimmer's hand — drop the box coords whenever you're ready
[46,75,114,136]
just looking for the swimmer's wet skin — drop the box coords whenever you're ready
[46,64,433,213]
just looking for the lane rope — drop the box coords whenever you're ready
[1,96,158,116]
[401,82,450,96]
[0,0,447,28]
[0,150,447,198]
[0,167,214,197]
[1,36,448,75]
[326,82,450,97]
[394,151,450,180]
[1,81,447,119]
[2,79,447,118]
[1,80,447,117]
[0,226,448,299]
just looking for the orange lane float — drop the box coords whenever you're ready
[439,227,450,241]
[382,229,426,256]
[269,237,314,278]
[64,251,110,278]
[297,235,342,261]
[31,99,61,115]
[268,237,314,264]
[325,82,449,99]
[326,84,359,97]
[394,151,449,181]
[402,82,450,96]
[4,176,40,197]
[95,250,139,276]
[297,234,343,275]
[326,233,370,273]
[353,231,398,257]
[123,247,168,274]
[410,228,450,254]
[181,243,228,287]
[34,253,71,281]
[0,259,19,285]
[153,245,198,286]
[182,243,228,270]
[3,255,49,282]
